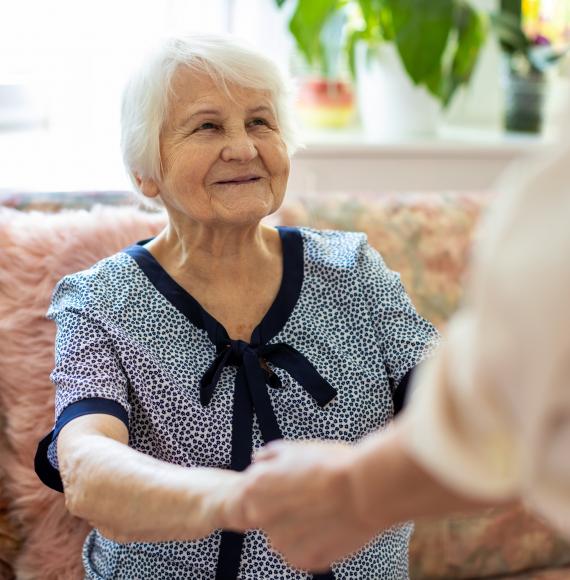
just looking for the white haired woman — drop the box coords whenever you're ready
[34,35,439,579]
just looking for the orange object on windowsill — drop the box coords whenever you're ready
[296,77,355,129]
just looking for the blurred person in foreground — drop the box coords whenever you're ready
[232,95,570,572]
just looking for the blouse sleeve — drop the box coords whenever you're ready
[34,274,130,492]
[358,242,440,410]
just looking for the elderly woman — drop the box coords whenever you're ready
[34,35,438,579]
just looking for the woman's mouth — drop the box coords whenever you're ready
[215,175,262,185]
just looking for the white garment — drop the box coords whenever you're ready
[402,94,570,538]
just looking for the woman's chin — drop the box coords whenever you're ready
[219,208,277,227]
[211,197,281,225]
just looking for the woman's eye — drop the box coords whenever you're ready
[196,122,217,131]
[250,118,269,127]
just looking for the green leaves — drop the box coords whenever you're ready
[442,2,488,106]
[499,0,521,19]
[453,3,487,80]
[357,0,392,39]
[347,29,372,79]
[490,8,568,74]
[387,0,454,85]
[288,0,342,73]
[275,0,487,107]
[491,11,529,54]
[382,0,485,107]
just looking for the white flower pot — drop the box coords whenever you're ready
[355,42,441,138]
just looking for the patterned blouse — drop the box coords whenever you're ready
[35,227,439,580]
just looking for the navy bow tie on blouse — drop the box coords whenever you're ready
[200,337,337,580]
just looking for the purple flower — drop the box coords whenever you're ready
[532,34,551,46]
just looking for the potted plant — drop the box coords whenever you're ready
[492,0,569,132]
[275,0,487,136]
[273,0,356,129]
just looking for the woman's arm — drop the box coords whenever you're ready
[58,414,242,543]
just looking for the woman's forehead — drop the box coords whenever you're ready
[168,68,274,119]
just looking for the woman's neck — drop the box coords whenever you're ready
[144,220,281,286]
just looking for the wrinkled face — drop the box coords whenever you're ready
[151,67,290,227]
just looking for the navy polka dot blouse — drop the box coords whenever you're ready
[35,227,439,580]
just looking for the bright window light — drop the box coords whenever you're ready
[0,0,237,191]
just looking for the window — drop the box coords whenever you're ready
[0,0,246,190]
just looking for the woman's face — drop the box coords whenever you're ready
[149,68,290,227]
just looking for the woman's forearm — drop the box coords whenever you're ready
[59,432,240,542]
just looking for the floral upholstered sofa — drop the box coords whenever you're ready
[0,191,569,580]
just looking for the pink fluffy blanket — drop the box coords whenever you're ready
[0,206,165,579]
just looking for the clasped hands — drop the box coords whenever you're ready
[218,439,382,573]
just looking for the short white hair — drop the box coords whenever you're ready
[120,34,301,208]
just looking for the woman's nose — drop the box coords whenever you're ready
[220,130,257,163]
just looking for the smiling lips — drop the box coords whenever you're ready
[215,174,262,185]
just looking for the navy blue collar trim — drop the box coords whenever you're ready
[123,226,304,347]
[122,226,336,579]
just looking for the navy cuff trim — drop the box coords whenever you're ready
[34,398,129,493]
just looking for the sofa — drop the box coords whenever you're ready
[0,190,569,580]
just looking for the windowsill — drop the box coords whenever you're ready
[0,123,555,194]
[297,124,554,158]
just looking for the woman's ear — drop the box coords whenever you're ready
[135,175,160,199]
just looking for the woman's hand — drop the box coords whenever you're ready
[226,440,379,572]
[225,425,500,572]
